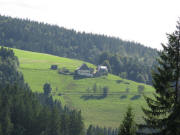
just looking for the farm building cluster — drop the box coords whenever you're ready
[75,63,108,77]
[50,63,108,78]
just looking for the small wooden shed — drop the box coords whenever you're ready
[51,65,58,70]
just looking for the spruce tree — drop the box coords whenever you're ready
[87,125,94,135]
[142,20,180,135]
[118,106,136,135]
[43,83,52,96]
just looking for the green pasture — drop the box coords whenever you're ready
[13,48,154,128]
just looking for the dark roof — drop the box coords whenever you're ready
[78,64,90,70]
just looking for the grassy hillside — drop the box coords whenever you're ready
[13,48,154,128]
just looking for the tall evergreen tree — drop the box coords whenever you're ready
[118,106,136,135]
[142,20,180,135]
[43,83,52,96]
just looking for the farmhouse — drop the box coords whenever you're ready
[95,65,108,76]
[97,66,108,72]
[75,64,108,78]
[75,64,93,77]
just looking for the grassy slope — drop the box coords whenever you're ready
[13,48,154,128]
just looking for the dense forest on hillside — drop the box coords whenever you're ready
[0,15,158,84]
[0,47,85,135]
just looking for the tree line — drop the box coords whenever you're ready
[87,125,118,135]
[98,52,154,84]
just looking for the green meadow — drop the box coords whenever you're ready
[13,48,154,128]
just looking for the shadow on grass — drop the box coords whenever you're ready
[116,80,123,84]
[73,75,92,80]
[124,82,130,85]
[80,95,105,100]
[120,95,127,99]
[130,95,141,100]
